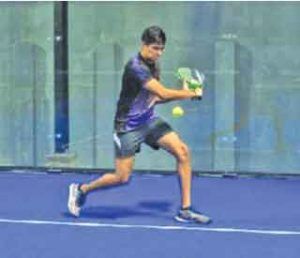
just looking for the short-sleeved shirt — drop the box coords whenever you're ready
[114,53,160,132]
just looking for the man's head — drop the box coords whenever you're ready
[140,26,166,62]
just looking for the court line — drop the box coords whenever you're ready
[0,218,300,236]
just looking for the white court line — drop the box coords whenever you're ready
[0,218,300,236]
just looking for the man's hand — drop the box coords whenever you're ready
[191,87,203,100]
[195,87,203,97]
[182,79,203,100]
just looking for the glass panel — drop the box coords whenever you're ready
[68,2,300,174]
[0,2,54,166]
[2,2,299,175]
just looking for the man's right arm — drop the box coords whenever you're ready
[144,78,202,101]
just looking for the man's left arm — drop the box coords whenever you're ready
[152,80,201,104]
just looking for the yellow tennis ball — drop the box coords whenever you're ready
[172,106,184,118]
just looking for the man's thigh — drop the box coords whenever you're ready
[115,156,135,179]
[157,131,187,156]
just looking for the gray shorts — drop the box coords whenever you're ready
[114,117,173,158]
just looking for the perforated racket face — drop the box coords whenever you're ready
[177,67,205,90]
[177,67,193,81]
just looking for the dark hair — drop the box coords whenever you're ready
[141,26,166,45]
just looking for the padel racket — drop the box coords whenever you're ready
[177,67,205,89]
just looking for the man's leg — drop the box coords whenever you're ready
[68,156,134,216]
[157,132,211,224]
[157,132,191,208]
[80,156,135,193]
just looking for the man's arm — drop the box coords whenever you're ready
[144,78,202,102]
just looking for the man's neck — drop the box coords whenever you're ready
[140,49,148,59]
[139,51,154,64]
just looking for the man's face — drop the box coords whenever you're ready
[143,43,165,61]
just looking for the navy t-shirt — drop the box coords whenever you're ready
[114,53,160,132]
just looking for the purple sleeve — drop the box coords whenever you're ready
[131,64,152,87]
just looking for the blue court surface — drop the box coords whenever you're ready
[0,171,300,258]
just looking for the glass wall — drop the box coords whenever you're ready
[0,2,54,167]
[68,2,300,174]
[1,2,300,175]
[68,2,216,171]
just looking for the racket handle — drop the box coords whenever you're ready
[191,95,202,101]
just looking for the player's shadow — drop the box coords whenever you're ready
[63,200,173,219]
[138,200,172,212]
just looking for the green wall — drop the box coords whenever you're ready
[0,2,54,166]
[1,2,300,174]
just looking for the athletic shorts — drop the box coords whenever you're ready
[113,117,173,158]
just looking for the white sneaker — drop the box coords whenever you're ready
[68,184,81,217]
[174,208,212,224]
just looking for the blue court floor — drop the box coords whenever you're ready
[0,171,300,258]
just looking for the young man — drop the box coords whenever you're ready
[68,26,211,224]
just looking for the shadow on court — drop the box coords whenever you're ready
[62,200,173,219]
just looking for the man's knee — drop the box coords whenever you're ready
[176,144,191,163]
[116,172,131,184]
[115,156,134,184]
